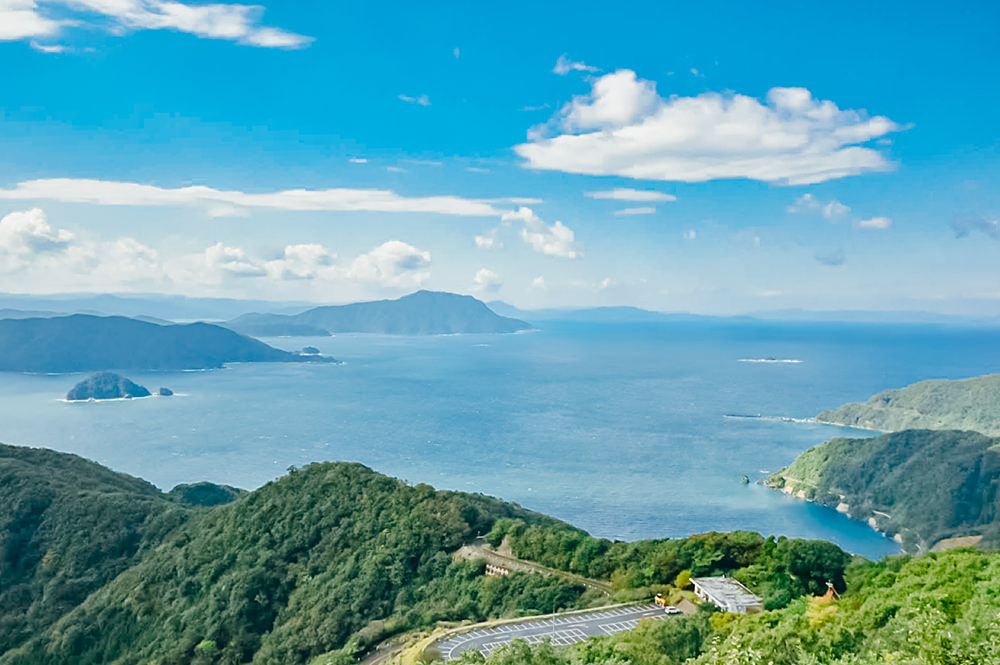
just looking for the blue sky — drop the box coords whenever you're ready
[0,0,998,313]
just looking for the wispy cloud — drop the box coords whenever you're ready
[586,188,676,202]
[613,207,656,216]
[0,178,505,217]
[951,215,1000,239]
[518,69,903,185]
[1,0,312,48]
[398,93,431,106]
[856,216,892,230]
[814,247,846,266]
[553,54,599,75]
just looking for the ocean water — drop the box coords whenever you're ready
[3,319,999,560]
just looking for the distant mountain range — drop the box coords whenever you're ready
[0,314,333,373]
[226,290,531,336]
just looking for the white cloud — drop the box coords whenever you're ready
[553,54,598,75]
[599,277,614,289]
[684,229,696,240]
[205,242,267,277]
[856,216,892,230]
[613,206,656,216]
[517,70,902,185]
[531,275,546,290]
[474,231,501,250]
[398,93,431,106]
[1,0,311,48]
[349,157,368,164]
[787,193,819,213]
[30,39,66,52]
[822,200,851,220]
[788,193,851,220]
[473,268,502,293]
[453,46,460,59]
[0,1,62,40]
[0,178,505,218]
[346,240,431,287]
[385,166,407,173]
[264,243,337,280]
[503,207,582,259]
[466,167,491,174]
[585,188,676,202]
[0,208,74,262]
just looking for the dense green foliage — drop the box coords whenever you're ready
[817,373,1000,435]
[486,520,850,608]
[227,290,531,336]
[65,371,151,400]
[770,429,1000,551]
[0,459,588,665]
[168,482,247,507]
[455,549,1000,665]
[0,444,187,654]
[0,314,331,372]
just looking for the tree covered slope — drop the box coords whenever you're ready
[0,444,187,655]
[768,429,1000,552]
[816,374,1000,435]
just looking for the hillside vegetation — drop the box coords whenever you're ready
[0,445,858,665]
[453,549,1000,665]
[0,444,187,655]
[816,374,1000,435]
[767,429,1000,552]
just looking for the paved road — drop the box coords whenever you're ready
[434,604,671,660]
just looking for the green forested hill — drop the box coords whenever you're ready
[768,429,1000,552]
[816,373,1000,435]
[0,444,188,655]
[0,456,589,665]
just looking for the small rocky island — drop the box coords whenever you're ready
[66,372,169,401]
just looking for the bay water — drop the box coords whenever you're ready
[3,318,999,559]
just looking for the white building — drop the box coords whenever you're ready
[691,576,763,614]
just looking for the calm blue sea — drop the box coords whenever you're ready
[3,319,999,559]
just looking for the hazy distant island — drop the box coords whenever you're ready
[0,314,336,373]
[66,372,153,401]
[226,290,532,336]
[816,373,1000,435]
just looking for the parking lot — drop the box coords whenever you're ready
[434,603,672,660]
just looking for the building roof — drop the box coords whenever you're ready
[692,576,762,608]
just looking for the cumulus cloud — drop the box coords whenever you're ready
[0,178,504,217]
[0,207,163,287]
[951,215,1000,239]
[0,0,311,48]
[264,243,337,280]
[346,240,431,287]
[814,247,846,266]
[398,94,431,106]
[473,268,502,293]
[553,54,598,75]
[822,200,851,220]
[205,242,267,277]
[585,188,676,202]
[0,208,74,259]
[502,207,581,259]
[530,275,546,290]
[516,70,902,185]
[788,193,851,220]
[474,230,502,250]
[856,216,892,230]
[613,206,656,216]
